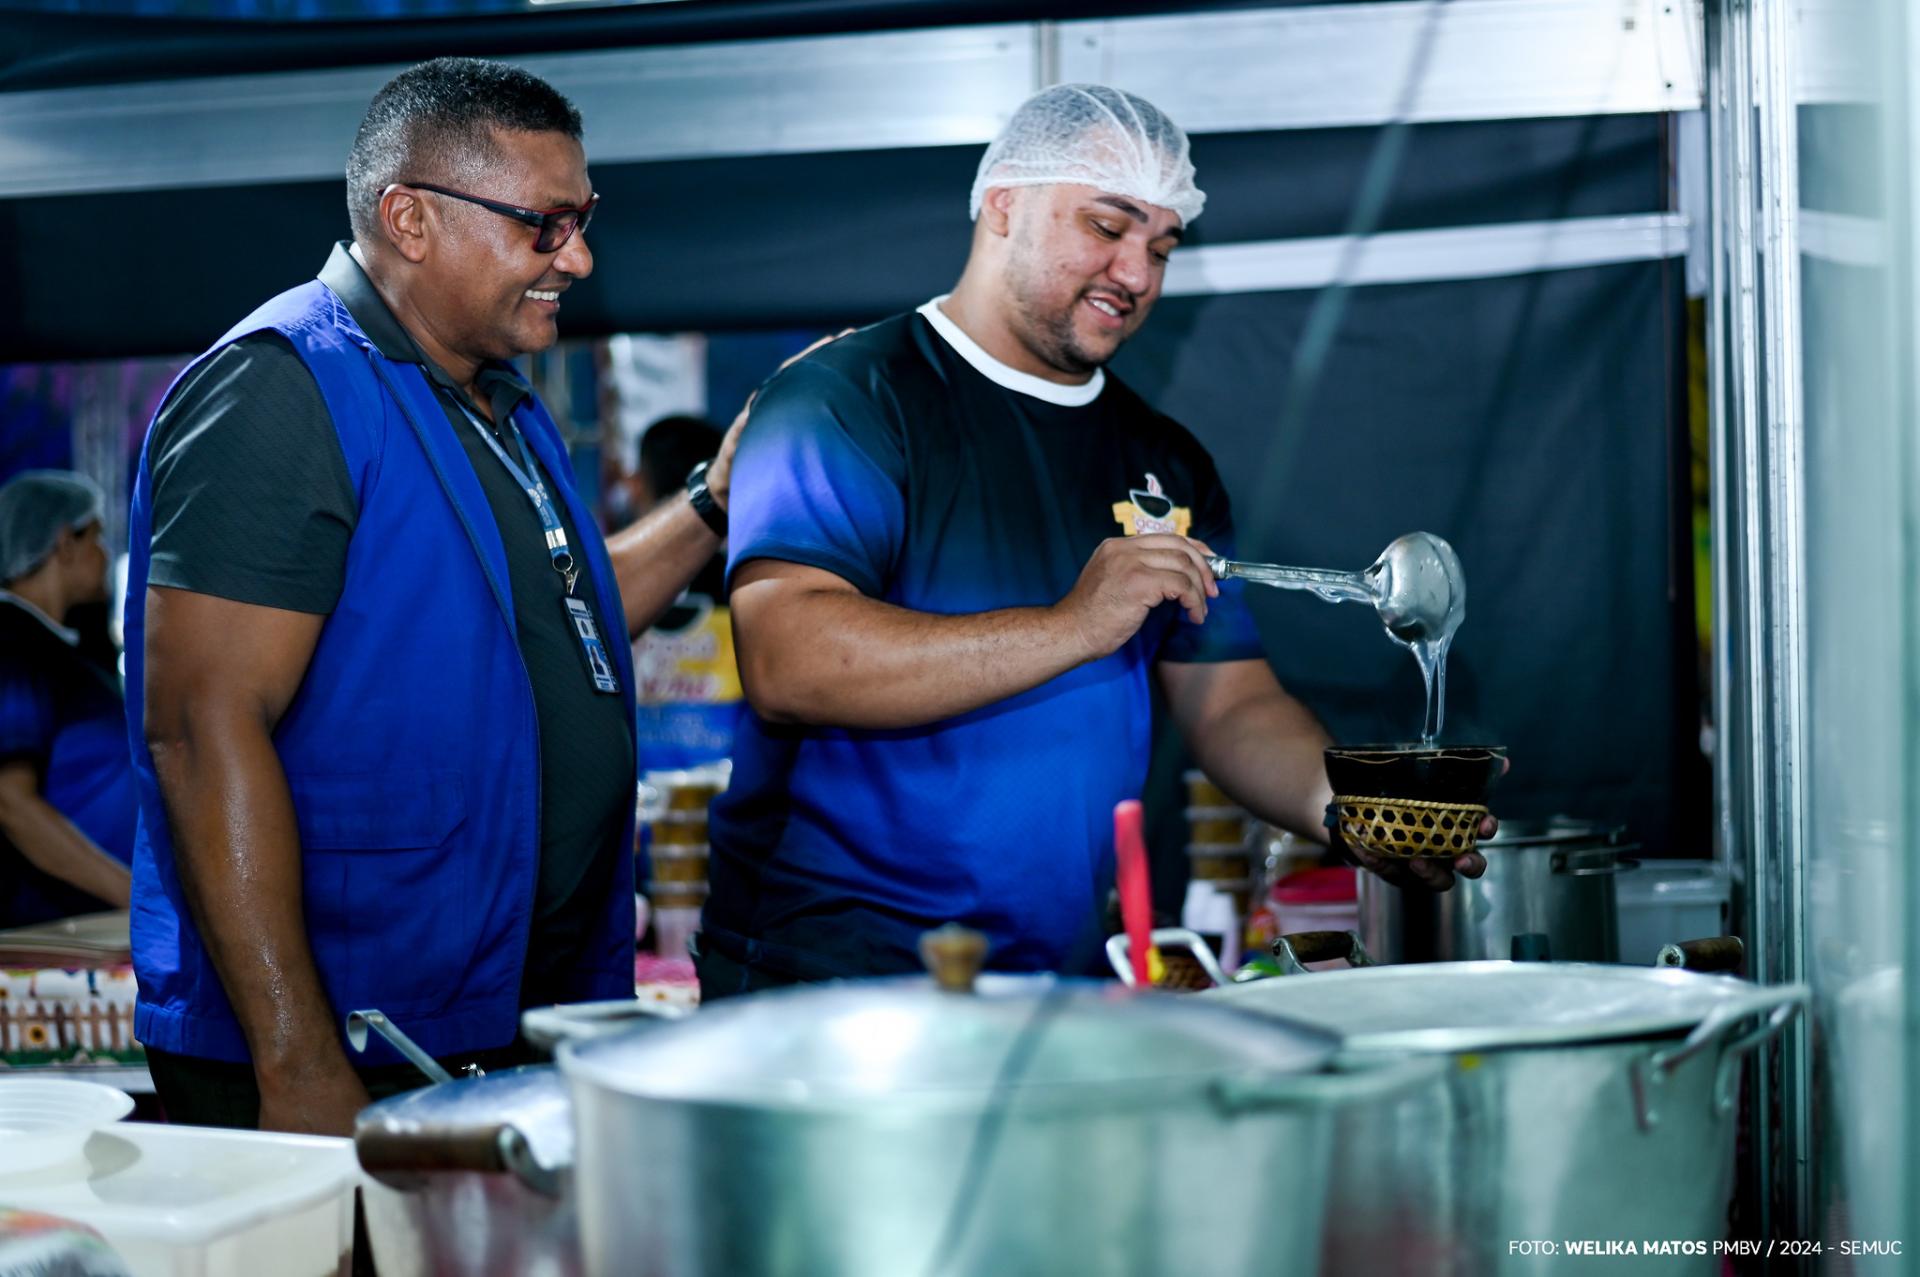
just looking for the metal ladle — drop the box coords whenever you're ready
[348,1008,463,1083]
[1207,531,1466,647]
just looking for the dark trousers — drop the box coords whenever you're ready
[144,1046,504,1129]
[691,932,801,1003]
[146,1038,546,1129]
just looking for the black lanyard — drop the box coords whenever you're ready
[453,395,621,696]
[454,398,578,596]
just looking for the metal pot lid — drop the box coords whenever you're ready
[1483,818,1627,848]
[520,997,687,1052]
[560,975,1339,1113]
[1206,962,1785,1053]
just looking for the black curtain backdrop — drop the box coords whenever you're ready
[1118,261,1701,897]
[2,116,1664,360]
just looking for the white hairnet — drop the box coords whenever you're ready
[969,84,1205,227]
[0,470,104,583]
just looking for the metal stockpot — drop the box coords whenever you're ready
[1209,954,1808,1276]
[349,1000,682,1277]
[557,974,1438,1277]
[355,1066,580,1277]
[1357,818,1637,963]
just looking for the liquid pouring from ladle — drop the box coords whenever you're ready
[1206,532,1466,743]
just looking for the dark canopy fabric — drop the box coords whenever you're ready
[1118,264,1702,868]
[0,115,1664,360]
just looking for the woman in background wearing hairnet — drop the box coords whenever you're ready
[0,471,136,925]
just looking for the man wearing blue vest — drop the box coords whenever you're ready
[125,59,734,1134]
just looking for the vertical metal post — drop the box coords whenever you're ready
[1752,0,1815,1251]
[1703,0,1742,929]
[1889,0,1920,1255]
[1704,0,1813,1258]
[1033,21,1060,90]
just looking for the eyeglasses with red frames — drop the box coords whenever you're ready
[396,182,599,252]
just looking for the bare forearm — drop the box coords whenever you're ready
[0,793,131,907]
[738,589,1090,729]
[1186,691,1334,842]
[148,715,346,1084]
[606,495,721,639]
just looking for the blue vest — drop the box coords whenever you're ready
[125,280,637,1064]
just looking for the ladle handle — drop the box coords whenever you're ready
[1206,558,1370,594]
[347,1009,454,1085]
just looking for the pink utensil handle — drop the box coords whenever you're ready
[1113,799,1152,987]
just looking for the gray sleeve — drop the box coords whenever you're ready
[146,334,358,615]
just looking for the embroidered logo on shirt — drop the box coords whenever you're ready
[1111,472,1192,537]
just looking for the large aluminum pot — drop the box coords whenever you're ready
[1209,955,1808,1276]
[355,1066,580,1277]
[557,973,1439,1277]
[1358,818,1637,963]
[1830,967,1904,1268]
[350,999,682,1277]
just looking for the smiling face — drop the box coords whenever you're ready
[996,182,1183,376]
[403,126,595,365]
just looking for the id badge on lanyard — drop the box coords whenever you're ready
[564,596,621,695]
[460,398,621,696]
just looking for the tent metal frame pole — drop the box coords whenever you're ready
[2,0,1705,200]
[1704,0,1812,1260]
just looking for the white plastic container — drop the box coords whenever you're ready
[1180,878,1243,969]
[0,1123,356,1277]
[0,1078,133,1171]
[1615,859,1732,966]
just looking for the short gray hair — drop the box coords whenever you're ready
[345,57,585,244]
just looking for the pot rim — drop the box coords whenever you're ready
[1206,962,1798,1054]
[1481,822,1634,850]
[553,978,1344,1116]
[555,1052,1341,1119]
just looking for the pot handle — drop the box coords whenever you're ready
[1208,1055,1445,1116]
[496,1124,568,1198]
[1272,930,1377,975]
[1655,936,1746,973]
[1559,856,1641,878]
[1630,984,1810,1130]
[355,1121,567,1198]
[1707,994,1807,1117]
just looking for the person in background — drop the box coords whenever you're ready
[626,415,740,772]
[705,85,1497,997]
[126,57,735,1136]
[0,471,136,926]
[634,415,727,518]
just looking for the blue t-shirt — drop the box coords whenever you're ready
[0,597,138,926]
[706,304,1263,979]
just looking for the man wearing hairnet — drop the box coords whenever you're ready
[0,471,136,925]
[704,85,1494,994]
